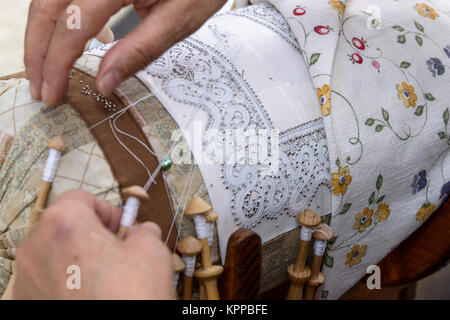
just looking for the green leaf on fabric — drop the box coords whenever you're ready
[328,236,338,245]
[415,105,424,116]
[375,124,384,132]
[415,20,424,32]
[415,35,423,46]
[365,118,375,126]
[444,108,449,126]
[336,158,341,167]
[324,254,334,268]
[321,290,329,299]
[369,191,376,205]
[392,26,405,32]
[310,53,321,66]
[382,108,390,121]
[400,61,411,69]
[438,131,446,139]
[376,174,383,190]
[424,93,435,101]
[397,35,406,44]
[338,203,352,215]
[377,195,386,203]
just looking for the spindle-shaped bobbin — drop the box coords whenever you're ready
[304,223,334,300]
[173,253,186,290]
[286,209,321,300]
[117,186,149,239]
[184,196,222,300]
[177,236,203,300]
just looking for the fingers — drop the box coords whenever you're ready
[49,189,122,232]
[124,222,162,242]
[41,0,128,107]
[24,0,72,100]
[96,0,227,95]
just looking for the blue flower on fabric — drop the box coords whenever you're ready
[411,170,427,194]
[427,58,445,77]
[444,46,450,59]
[440,181,450,200]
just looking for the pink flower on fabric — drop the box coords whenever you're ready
[351,53,363,64]
[314,25,330,35]
[293,7,306,16]
[352,37,366,50]
[372,60,380,69]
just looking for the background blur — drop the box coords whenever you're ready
[0,0,448,299]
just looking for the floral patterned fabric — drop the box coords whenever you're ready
[269,0,450,299]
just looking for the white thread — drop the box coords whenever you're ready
[207,222,215,246]
[42,148,62,182]
[67,93,158,147]
[314,240,327,257]
[300,226,313,241]
[173,273,180,288]
[165,162,196,247]
[183,255,196,277]
[120,197,141,227]
[194,214,209,240]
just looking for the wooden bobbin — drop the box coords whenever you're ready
[28,136,67,232]
[117,186,149,239]
[2,136,66,300]
[304,223,334,300]
[177,236,203,300]
[173,253,186,293]
[185,197,223,300]
[286,209,321,300]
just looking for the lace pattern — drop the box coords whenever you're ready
[145,37,330,228]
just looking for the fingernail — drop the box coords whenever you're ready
[30,82,39,100]
[99,70,123,95]
[41,82,51,106]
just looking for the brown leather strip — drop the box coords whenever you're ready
[65,68,177,250]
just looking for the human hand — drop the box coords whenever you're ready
[13,190,175,299]
[25,0,226,106]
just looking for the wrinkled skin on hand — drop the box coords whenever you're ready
[13,190,175,299]
[24,0,226,106]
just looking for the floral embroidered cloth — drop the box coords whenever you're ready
[269,0,450,298]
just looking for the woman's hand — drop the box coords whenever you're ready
[24,0,226,106]
[13,190,175,299]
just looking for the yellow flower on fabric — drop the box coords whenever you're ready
[414,3,439,20]
[396,82,418,108]
[416,203,436,222]
[353,207,374,232]
[375,203,390,222]
[345,244,367,267]
[329,0,345,15]
[331,166,352,195]
[317,84,331,116]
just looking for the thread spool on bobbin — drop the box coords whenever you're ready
[184,196,223,300]
[2,136,67,300]
[28,136,67,230]
[177,236,203,300]
[117,186,149,239]
[286,209,321,300]
[304,223,334,300]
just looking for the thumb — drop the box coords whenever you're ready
[96,0,225,95]
[123,221,162,243]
